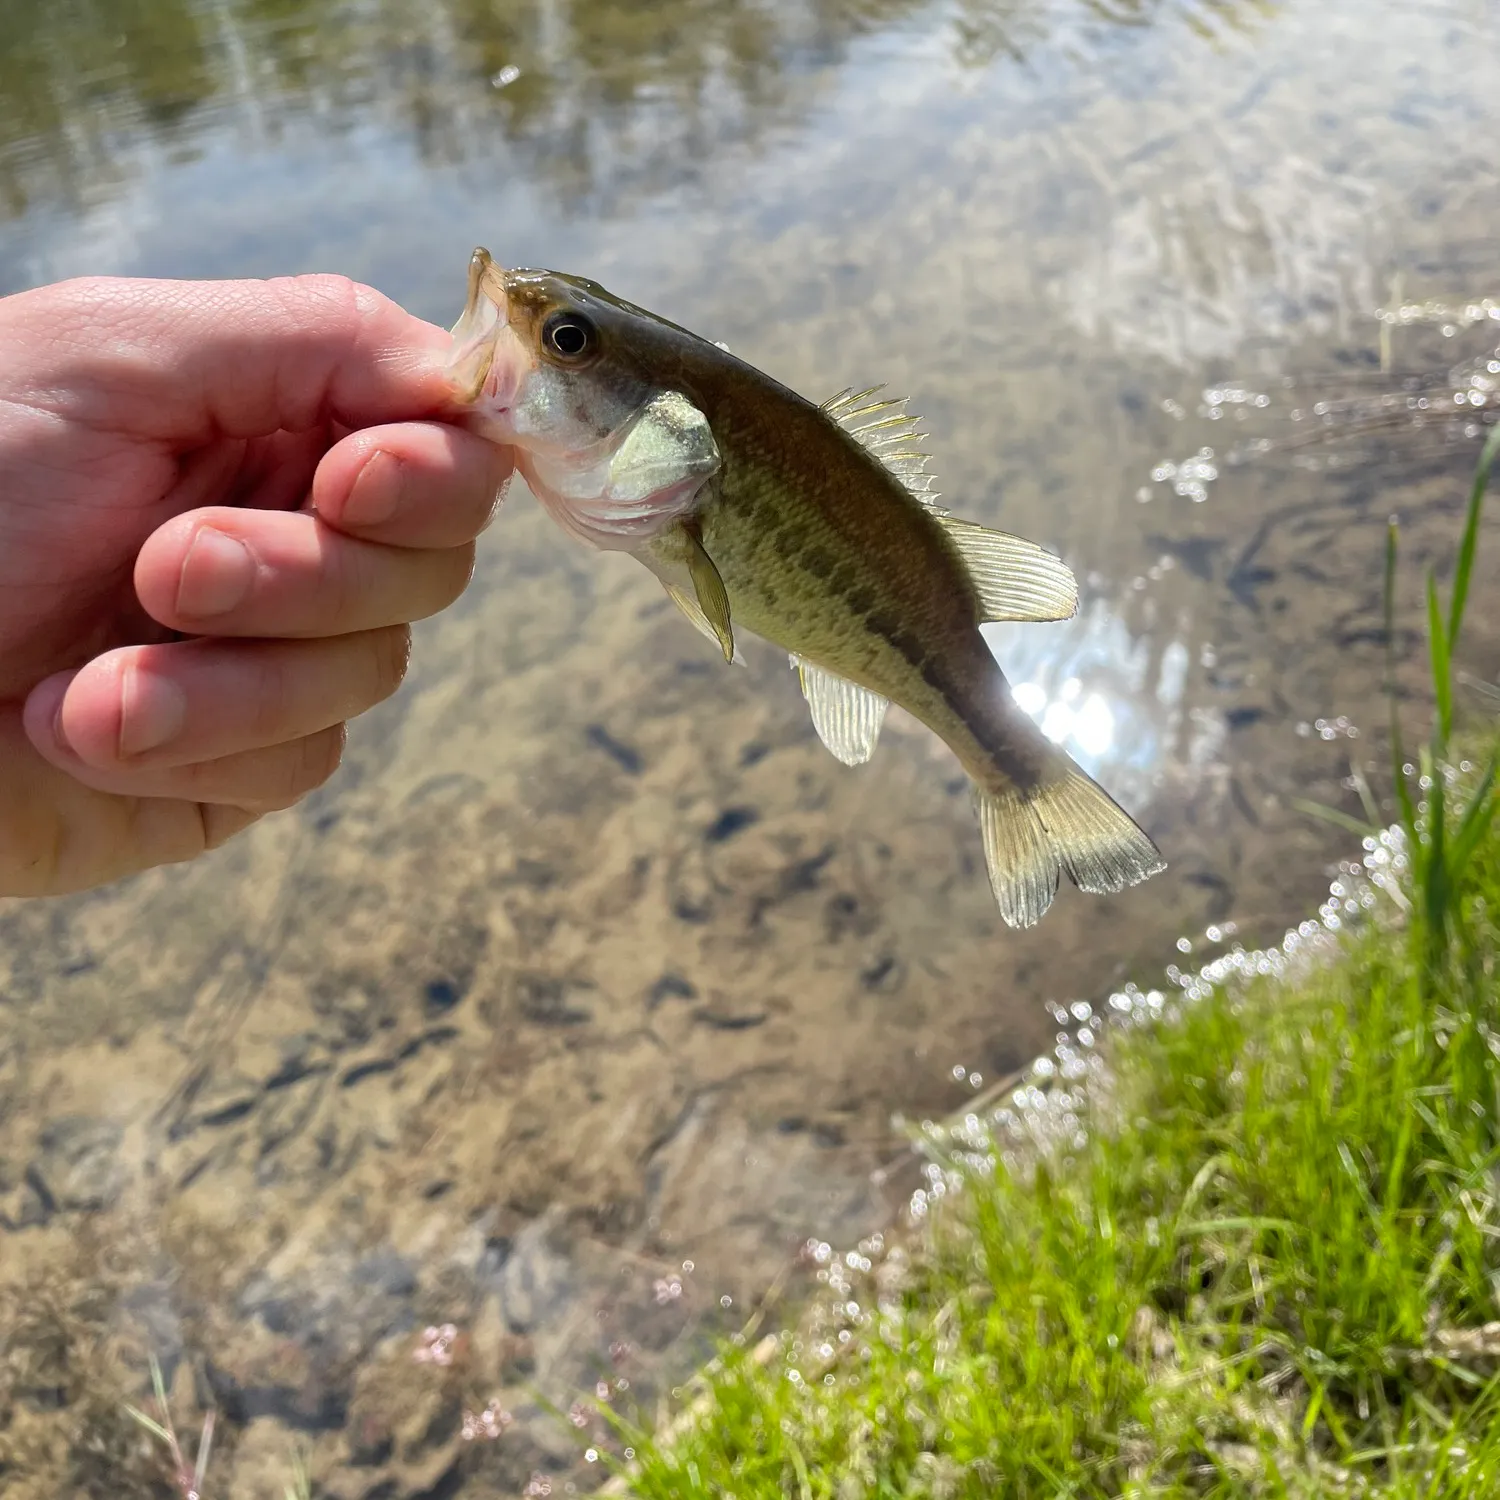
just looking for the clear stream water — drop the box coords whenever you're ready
[1,0,1498,1495]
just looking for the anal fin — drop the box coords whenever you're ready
[941,518,1079,623]
[973,767,1165,928]
[791,656,888,766]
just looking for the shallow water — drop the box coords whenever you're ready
[1,0,1499,1494]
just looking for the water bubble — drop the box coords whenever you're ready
[491,64,522,88]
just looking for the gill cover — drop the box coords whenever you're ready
[446,247,723,551]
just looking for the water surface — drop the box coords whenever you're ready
[1,0,1498,1495]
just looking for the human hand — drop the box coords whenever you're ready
[0,273,511,897]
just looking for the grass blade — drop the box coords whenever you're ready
[1348,758,1382,828]
[149,1351,169,1414]
[1428,572,1452,750]
[1447,421,1500,653]
[1425,758,1448,963]
[124,1405,172,1445]
[1385,521,1417,843]
[193,1409,216,1493]
[1449,753,1499,886]
[1292,798,1376,838]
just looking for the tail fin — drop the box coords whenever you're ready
[972,767,1165,929]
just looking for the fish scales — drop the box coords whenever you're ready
[683,387,1054,794]
[444,248,1165,927]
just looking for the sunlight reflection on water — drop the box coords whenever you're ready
[984,603,1210,809]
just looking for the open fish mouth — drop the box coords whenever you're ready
[445,247,516,409]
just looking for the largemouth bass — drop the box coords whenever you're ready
[445,249,1164,927]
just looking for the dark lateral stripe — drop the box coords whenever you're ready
[859,607,1038,788]
[776,530,1041,790]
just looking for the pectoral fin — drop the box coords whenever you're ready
[683,528,736,663]
[940,518,1079,623]
[790,656,889,766]
[659,579,746,665]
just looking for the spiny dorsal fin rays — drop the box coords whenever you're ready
[823,385,1077,620]
[823,385,947,516]
[821,385,888,418]
[939,518,1080,623]
[790,656,889,766]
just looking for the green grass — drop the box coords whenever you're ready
[596,433,1500,1497]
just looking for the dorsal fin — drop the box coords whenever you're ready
[822,385,946,516]
[821,385,1077,623]
[940,519,1079,623]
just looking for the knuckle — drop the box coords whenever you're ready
[270,273,391,354]
[230,728,344,815]
[420,546,476,619]
[299,725,346,795]
[367,625,411,705]
[273,729,345,810]
[272,727,345,809]
[199,804,260,851]
[272,272,364,325]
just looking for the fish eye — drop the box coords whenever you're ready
[542,311,597,361]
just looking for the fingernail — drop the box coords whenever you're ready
[177,527,255,618]
[119,666,187,757]
[344,449,401,527]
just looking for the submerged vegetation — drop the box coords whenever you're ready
[603,431,1500,1494]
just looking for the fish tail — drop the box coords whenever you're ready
[972,762,1166,929]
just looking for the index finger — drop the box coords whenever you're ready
[0,272,464,446]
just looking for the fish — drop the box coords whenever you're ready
[443,248,1165,926]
